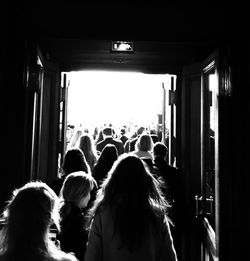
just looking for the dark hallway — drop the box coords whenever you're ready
[1,2,250,261]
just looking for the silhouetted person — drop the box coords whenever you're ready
[85,154,178,261]
[68,128,82,148]
[124,126,145,152]
[50,148,91,196]
[119,127,129,145]
[0,181,78,261]
[58,172,97,261]
[96,127,124,155]
[152,142,184,259]
[92,144,118,187]
[78,134,98,172]
[131,133,154,171]
[149,128,159,143]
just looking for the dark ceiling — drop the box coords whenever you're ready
[13,2,239,73]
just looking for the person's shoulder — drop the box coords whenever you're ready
[51,252,78,261]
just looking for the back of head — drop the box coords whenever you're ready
[60,171,95,207]
[153,142,168,157]
[120,128,126,136]
[102,127,113,137]
[79,134,91,151]
[98,144,118,164]
[103,154,150,203]
[62,148,90,175]
[135,134,153,152]
[1,181,60,251]
[79,134,95,153]
[137,126,145,136]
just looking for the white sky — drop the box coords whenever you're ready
[67,71,170,132]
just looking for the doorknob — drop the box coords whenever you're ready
[195,195,214,218]
[195,195,203,218]
[206,196,214,217]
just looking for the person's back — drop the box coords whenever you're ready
[92,144,118,187]
[78,134,98,171]
[86,205,176,261]
[96,127,124,155]
[0,181,78,261]
[85,154,178,261]
[152,142,181,211]
[152,142,184,259]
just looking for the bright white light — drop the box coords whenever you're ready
[67,71,169,132]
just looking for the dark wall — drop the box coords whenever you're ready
[1,8,29,210]
[221,34,250,260]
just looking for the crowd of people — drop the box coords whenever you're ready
[0,123,184,261]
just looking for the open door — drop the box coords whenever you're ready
[181,49,223,261]
[161,75,177,165]
[198,50,219,261]
[58,73,69,170]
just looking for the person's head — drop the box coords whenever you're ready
[62,148,90,175]
[102,127,114,138]
[102,154,151,200]
[94,144,118,185]
[79,134,97,155]
[98,144,118,164]
[135,133,153,152]
[136,126,145,136]
[60,171,96,209]
[120,127,126,136]
[153,142,168,159]
[1,181,60,250]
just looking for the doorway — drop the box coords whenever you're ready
[58,70,176,166]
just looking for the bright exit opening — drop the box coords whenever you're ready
[64,70,175,145]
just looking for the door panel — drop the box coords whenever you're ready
[181,49,221,261]
[181,62,202,261]
[58,73,69,169]
[200,51,219,261]
[38,58,60,184]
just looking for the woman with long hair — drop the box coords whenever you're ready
[50,148,91,196]
[92,144,118,187]
[84,154,178,261]
[78,134,98,172]
[0,181,77,261]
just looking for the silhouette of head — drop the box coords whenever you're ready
[136,126,145,136]
[2,181,60,247]
[60,171,96,209]
[103,154,151,200]
[102,127,114,137]
[153,142,168,157]
[62,148,90,175]
[135,134,153,152]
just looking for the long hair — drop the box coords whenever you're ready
[78,134,98,171]
[0,181,75,261]
[62,148,91,176]
[88,154,170,251]
[92,144,118,187]
[59,171,96,218]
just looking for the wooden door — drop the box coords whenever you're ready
[199,50,219,261]
[181,50,222,261]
